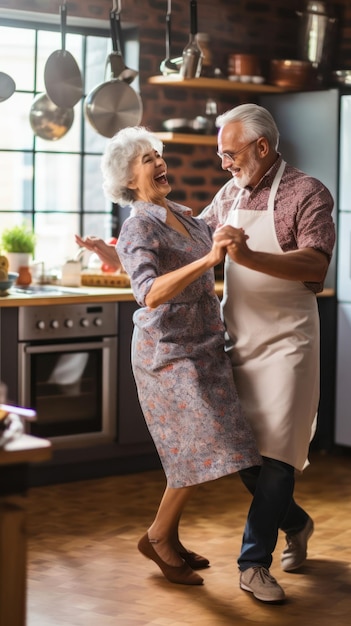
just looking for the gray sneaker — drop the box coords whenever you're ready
[281,516,314,572]
[240,566,286,602]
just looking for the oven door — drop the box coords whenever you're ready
[18,337,117,447]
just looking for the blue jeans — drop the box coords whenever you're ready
[238,457,310,571]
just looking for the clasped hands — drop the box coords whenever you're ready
[213,225,250,264]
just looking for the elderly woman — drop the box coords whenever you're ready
[75,126,260,587]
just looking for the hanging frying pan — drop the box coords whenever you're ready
[44,2,83,108]
[84,6,142,139]
[0,72,16,103]
[113,0,138,84]
[29,93,74,141]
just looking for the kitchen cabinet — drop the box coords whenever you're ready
[0,435,51,626]
[0,299,159,486]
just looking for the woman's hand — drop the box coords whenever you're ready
[75,234,122,272]
[209,229,234,265]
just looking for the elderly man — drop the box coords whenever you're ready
[201,103,335,602]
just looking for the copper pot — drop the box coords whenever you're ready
[228,54,261,77]
[270,59,317,89]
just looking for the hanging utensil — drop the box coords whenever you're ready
[180,0,202,79]
[160,0,179,75]
[108,7,128,82]
[84,6,142,139]
[113,0,139,84]
[84,74,142,139]
[29,93,74,141]
[0,71,16,103]
[44,2,83,108]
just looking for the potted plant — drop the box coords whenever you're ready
[0,223,36,273]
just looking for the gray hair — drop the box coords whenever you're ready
[216,103,280,150]
[101,126,164,205]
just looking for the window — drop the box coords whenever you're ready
[0,10,139,274]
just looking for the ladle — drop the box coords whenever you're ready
[160,0,179,75]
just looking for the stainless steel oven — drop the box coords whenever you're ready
[17,302,118,448]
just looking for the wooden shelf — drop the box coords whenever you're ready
[149,75,299,146]
[154,132,217,145]
[148,75,296,94]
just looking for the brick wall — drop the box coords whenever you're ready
[1,0,351,212]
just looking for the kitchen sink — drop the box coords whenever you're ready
[10,285,90,296]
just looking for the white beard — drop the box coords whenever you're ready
[231,153,257,189]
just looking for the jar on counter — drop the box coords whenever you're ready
[17,266,32,286]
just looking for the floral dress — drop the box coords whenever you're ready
[116,200,261,488]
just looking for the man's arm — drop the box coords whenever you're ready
[213,225,329,283]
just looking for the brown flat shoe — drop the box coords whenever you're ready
[138,533,204,585]
[178,550,210,570]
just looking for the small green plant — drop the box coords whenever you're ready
[1,224,36,255]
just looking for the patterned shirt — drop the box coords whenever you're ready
[200,155,336,293]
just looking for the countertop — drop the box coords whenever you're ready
[0,283,335,307]
[0,285,135,307]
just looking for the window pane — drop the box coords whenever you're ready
[34,212,80,271]
[85,35,111,94]
[0,92,35,150]
[82,213,113,242]
[83,155,109,213]
[34,154,80,212]
[84,116,108,153]
[0,214,33,236]
[0,152,33,212]
[0,17,137,273]
[0,26,35,92]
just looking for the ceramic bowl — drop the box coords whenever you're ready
[0,272,19,296]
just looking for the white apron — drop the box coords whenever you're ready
[222,161,319,471]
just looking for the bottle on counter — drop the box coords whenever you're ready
[196,33,216,78]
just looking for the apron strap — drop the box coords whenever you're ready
[268,160,286,214]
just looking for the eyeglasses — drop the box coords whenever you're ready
[216,138,258,164]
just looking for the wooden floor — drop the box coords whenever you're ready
[26,450,351,626]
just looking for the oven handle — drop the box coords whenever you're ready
[22,340,109,354]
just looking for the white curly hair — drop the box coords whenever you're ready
[101,126,164,206]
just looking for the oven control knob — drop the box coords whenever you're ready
[36,320,45,330]
[50,320,59,329]
[64,319,74,328]
[94,318,103,327]
[80,318,89,327]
